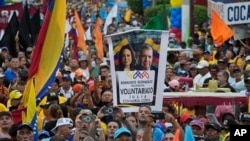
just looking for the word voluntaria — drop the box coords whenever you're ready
[230,125,250,140]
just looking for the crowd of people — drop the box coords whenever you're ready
[0,0,250,141]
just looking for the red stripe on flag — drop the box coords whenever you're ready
[28,10,52,78]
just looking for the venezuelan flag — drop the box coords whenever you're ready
[22,0,66,138]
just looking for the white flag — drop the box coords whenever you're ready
[103,4,118,35]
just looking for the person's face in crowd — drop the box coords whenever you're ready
[49,82,60,93]
[225,50,233,59]
[100,68,109,78]
[59,124,73,139]
[210,68,218,79]
[0,115,13,130]
[116,134,132,141]
[79,60,88,68]
[178,53,188,61]
[4,58,10,68]
[95,58,102,66]
[16,127,34,141]
[136,129,144,141]
[217,72,226,84]
[140,48,153,70]
[16,85,26,93]
[11,58,20,69]
[81,96,89,106]
[62,78,71,88]
[194,25,199,32]
[228,63,237,73]
[122,48,132,68]
[197,67,207,76]
[69,59,79,68]
[101,90,113,103]
[190,68,198,77]
[234,71,242,80]
[191,125,204,136]
[20,57,27,66]
[127,116,137,128]
[137,106,151,123]
[206,128,220,140]
[165,68,174,80]
[164,132,174,141]
[107,121,119,138]
[203,53,210,61]
[11,98,22,107]
[207,37,213,44]
[18,52,25,59]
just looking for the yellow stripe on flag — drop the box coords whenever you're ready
[34,0,66,94]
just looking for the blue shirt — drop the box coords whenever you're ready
[4,69,18,82]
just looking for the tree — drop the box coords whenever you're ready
[194,5,208,26]
[127,0,143,15]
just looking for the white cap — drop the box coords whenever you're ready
[51,118,73,134]
[196,60,209,69]
[246,56,250,61]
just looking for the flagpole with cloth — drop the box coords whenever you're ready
[21,0,66,140]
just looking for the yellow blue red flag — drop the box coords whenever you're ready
[22,0,66,139]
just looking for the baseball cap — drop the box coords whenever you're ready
[168,79,180,88]
[40,102,52,109]
[206,123,221,131]
[1,46,8,51]
[180,114,193,123]
[46,92,59,102]
[190,120,204,129]
[18,123,33,131]
[0,111,12,118]
[114,127,131,139]
[218,59,226,64]
[196,60,209,69]
[38,130,50,138]
[190,64,197,69]
[51,118,73,134]
[62,74,72,81]
[9,90,23,100]
[245,56,250,61]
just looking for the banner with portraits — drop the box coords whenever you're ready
[106,29,169,112]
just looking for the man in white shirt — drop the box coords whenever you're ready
[193,60,211,87]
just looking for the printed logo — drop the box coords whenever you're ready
[126,71,149,79]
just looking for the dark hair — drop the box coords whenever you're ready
[107,119,122,128]
[9,123,21,138]
[117,44,136,71]
[18,70,28,82]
